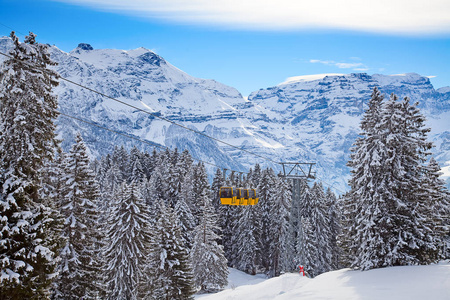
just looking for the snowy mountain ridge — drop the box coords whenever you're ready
[0,36,449,190]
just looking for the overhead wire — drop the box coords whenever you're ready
[0,49,280,166]
[58,112,228,171]
[0,38,346,193]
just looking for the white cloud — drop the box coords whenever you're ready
[335,62,364,69]
[55,0,450,35]
[427,75,437,78]
[310,59,368,71]
[281,73,345,84]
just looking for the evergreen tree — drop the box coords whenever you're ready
[267,175,291,277]
[111,146,130,182]
[148,201,195,299]
[129,147,146,183]
[297,217,317,277]
[0,31,61,297]
[326,188,341,270]
[295,182,331,276]
[233,206,258,275]
[256,168,276,273]
[175,168,196,249]
[211,168,225,216]
[347,88,440,270]
[310,182,332,274]
[416,158,450,262]
[54,134,104,299]
[286,179,307,272]
[104,181,151,300]
[190,197,228,293]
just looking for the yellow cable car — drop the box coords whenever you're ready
[220,187,258,206]
[219,187,235,205]
[249,189,259,205]
[231,188,241,206]
[240,189,249,205]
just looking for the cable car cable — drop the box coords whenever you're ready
[0,50,280,166]
[0,45,343,193]
[58,111,245,172]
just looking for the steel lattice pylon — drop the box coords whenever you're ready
[280,162,316,180]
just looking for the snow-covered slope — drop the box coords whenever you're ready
[198,263,450,300]
[247,73,450,190]
[1,36,449,189]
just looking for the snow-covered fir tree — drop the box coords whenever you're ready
[416,157,450,262]
[233,205,259,275]
[296,216,317,278]
[267,174,291,276]
[53,133,105,299]
[286,179,307,272]
[346,87,446,270]
[0,31,61,297]
[176,167,196,249]
[256,168,277,273]
[190,195,228,293]
[310,183,332,274]
[325,188,341,270]
[211,168,225,219]
[295,182,332,277]
[148,200,196,299]
[104,181,152,300]
[129,146,146,183]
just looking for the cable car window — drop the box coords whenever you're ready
[221,188,232,198]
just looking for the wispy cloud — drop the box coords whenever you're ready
[427,75,437,78]
[55,0,450,35]
[310,59,369,71]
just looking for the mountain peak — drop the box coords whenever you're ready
[76,43,93,51]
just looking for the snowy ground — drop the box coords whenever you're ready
[196,262,450,300]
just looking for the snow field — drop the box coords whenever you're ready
[197,263,450,300]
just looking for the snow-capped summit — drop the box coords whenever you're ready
[0,36,449,189]
[76,43,94,51]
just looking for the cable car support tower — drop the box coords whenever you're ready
[280,162,316,204]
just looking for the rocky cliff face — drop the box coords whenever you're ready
[1,37,449,190]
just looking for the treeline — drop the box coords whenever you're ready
[52,138,230,299]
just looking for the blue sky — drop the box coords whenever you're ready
[1,0,449,96]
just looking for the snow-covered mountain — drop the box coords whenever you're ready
[1,36,449,191]
[247,72,450,190]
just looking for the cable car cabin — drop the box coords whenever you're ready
[249,189,259,205]
[219,187,237,205]
[220,187,258,206]
[232,188,242,206]
[240,189,250,206]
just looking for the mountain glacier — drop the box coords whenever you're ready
[0,37,449,191]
